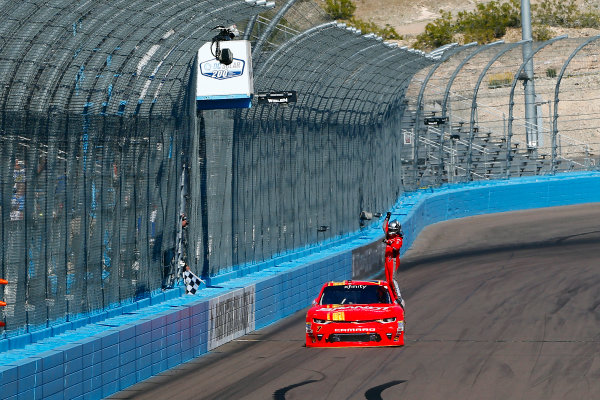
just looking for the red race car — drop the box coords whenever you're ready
[305,280,405,347]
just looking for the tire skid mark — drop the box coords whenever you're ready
[364,380,407,400]
[272,370,325,400]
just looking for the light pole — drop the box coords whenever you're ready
[521,0,539,150]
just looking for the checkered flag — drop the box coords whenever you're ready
[183,270,204,295]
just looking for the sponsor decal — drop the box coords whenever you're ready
[334,328,376,333]
[199,58,245,80]
[317,305,392,312]
[208,287,255,350]
[327,311,345,321]
[319,304,344,309]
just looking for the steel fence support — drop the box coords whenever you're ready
[252,0,301,60]
[244,15,260,40]
[468,41,527,179]
[552,35,600,173]
[412,43,476,188]
[521,0,539,149]
[440,41,503,184]
[506,35,567,178]
[256,22,338,77]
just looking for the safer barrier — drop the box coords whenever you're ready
[0,252,352,400]
[1,172,599,400]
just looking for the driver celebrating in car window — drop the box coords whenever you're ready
[383,212,405,308]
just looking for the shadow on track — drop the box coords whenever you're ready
[364,380,407,399]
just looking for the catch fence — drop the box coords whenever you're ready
[0,0,599,336]
[403,36,600,188]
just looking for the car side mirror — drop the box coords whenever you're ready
[311,299,318,306]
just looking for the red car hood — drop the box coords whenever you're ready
[308,304,400,321]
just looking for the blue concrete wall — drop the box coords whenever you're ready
[394,173,600,253]
[252,252,351,330]
[0,252,353,400]
[1,172,599,400]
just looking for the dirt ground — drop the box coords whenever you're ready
[351,0,600,46]
[353,0,475,38]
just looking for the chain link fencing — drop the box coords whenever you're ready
[1,0,599,336]
[184,23,436,279]
[403,37,600,189]
[0,0,274,335]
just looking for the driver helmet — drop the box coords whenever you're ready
[387,220,401,236]
[376,286,389,303]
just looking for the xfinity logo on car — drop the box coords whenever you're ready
[344,285,367,289]
[199,59,245,80]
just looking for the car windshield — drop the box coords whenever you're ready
[320,285,392,305]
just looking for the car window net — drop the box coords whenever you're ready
[320,285,391,305]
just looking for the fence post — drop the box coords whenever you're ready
[0,278,7,328]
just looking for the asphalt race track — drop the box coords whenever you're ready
[111,203,600,400]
